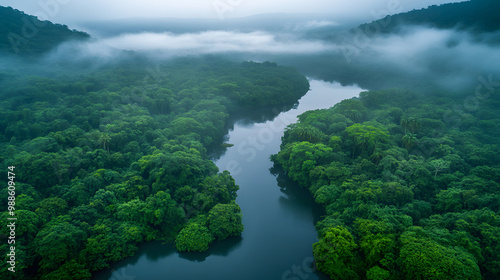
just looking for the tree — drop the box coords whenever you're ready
[366,266,390,280]
[17,152,70,191]
[40,260,91,280]
[399,227,481,280]
[401,117,421,134]
[98,133,111,151]
[402,133,417,150]
[408,118,421,133]
[431,159,451,177]
[346,123,389,157]
[35,197,68,223]
[143,191,185,238]
[199,171,239,209]
[207,203,244,240]
[170,117,203,136]
[283,123,327,143]
[175,222,214,252]
[313,226,361,279]
[354,219,396,269]
[334,99,367,123]
[274,141,333,187]
[35,221,87,272]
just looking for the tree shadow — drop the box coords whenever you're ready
[270,164,326,226]
[177,235,243,262]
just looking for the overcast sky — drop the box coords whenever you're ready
[3,0,465,27]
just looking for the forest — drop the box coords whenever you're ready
[0,53,309,279]
[1,1,500,279]
[272,87,500,279]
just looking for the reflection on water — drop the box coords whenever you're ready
[178,236,244,262]
[272,165,326,226]
[208,102,300,161]
[93,79,363,280]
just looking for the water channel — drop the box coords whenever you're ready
[94,79,364,280]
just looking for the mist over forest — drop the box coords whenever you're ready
[3,0,500,91]
[0,0,499,279]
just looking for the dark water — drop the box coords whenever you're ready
[93,80,362,280]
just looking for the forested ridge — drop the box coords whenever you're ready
[0,55,309,279]
[359,0,500,34]
[0,6,89,56]
[272,88,500,279]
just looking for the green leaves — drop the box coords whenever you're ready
[207,203,244,240]
[174,202,243,252]
[274,141,333,187]
[400,117,421,134]
[399,227,482,280]
[35,222,87,272]
[283,123,327,144]
[346,123,389,157]
[313,226,361,279]
[402,133,417,150]
[355,219,396,269]
[334,99,367,123]
[272,85,500,279]
[175,222,214,252]
[431,159,451,177]
[41,260,91,280]
[366,266,390,280]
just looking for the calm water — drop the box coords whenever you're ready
[93,79,363,280]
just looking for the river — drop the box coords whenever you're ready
[93,79,363,280]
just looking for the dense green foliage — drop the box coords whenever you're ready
[360,0,500,33]
[0,6,89,56]
[272,88,500,279]
[175,202,243,252]
[0,55,309,279]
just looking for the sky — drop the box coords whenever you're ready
[3,0,466,27]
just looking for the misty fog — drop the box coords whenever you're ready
[29,16,498,94]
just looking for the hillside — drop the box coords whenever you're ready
[0,6,89,56]
[359,0,500,33]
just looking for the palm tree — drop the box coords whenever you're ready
[401,117,421,134]
[99,133,111,151]
[293,125,324,143]
[402,133,417,150]
[400,116,410,134]
[408,118,421,133]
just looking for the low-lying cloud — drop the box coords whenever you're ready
[41,23,500,92]
[86,31,335,55]
[345,26,500,89]
[301,20,339,29]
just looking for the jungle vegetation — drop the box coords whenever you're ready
[0,53,309,279]
[272,88,500,279]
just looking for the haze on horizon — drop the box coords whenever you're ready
[2,0,496,93]
[4,0,466,28]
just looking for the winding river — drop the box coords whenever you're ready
[93,79,363,280]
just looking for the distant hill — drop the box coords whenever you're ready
[0,6,89,56]
[80,13,348,37]
[359,0,500,33]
